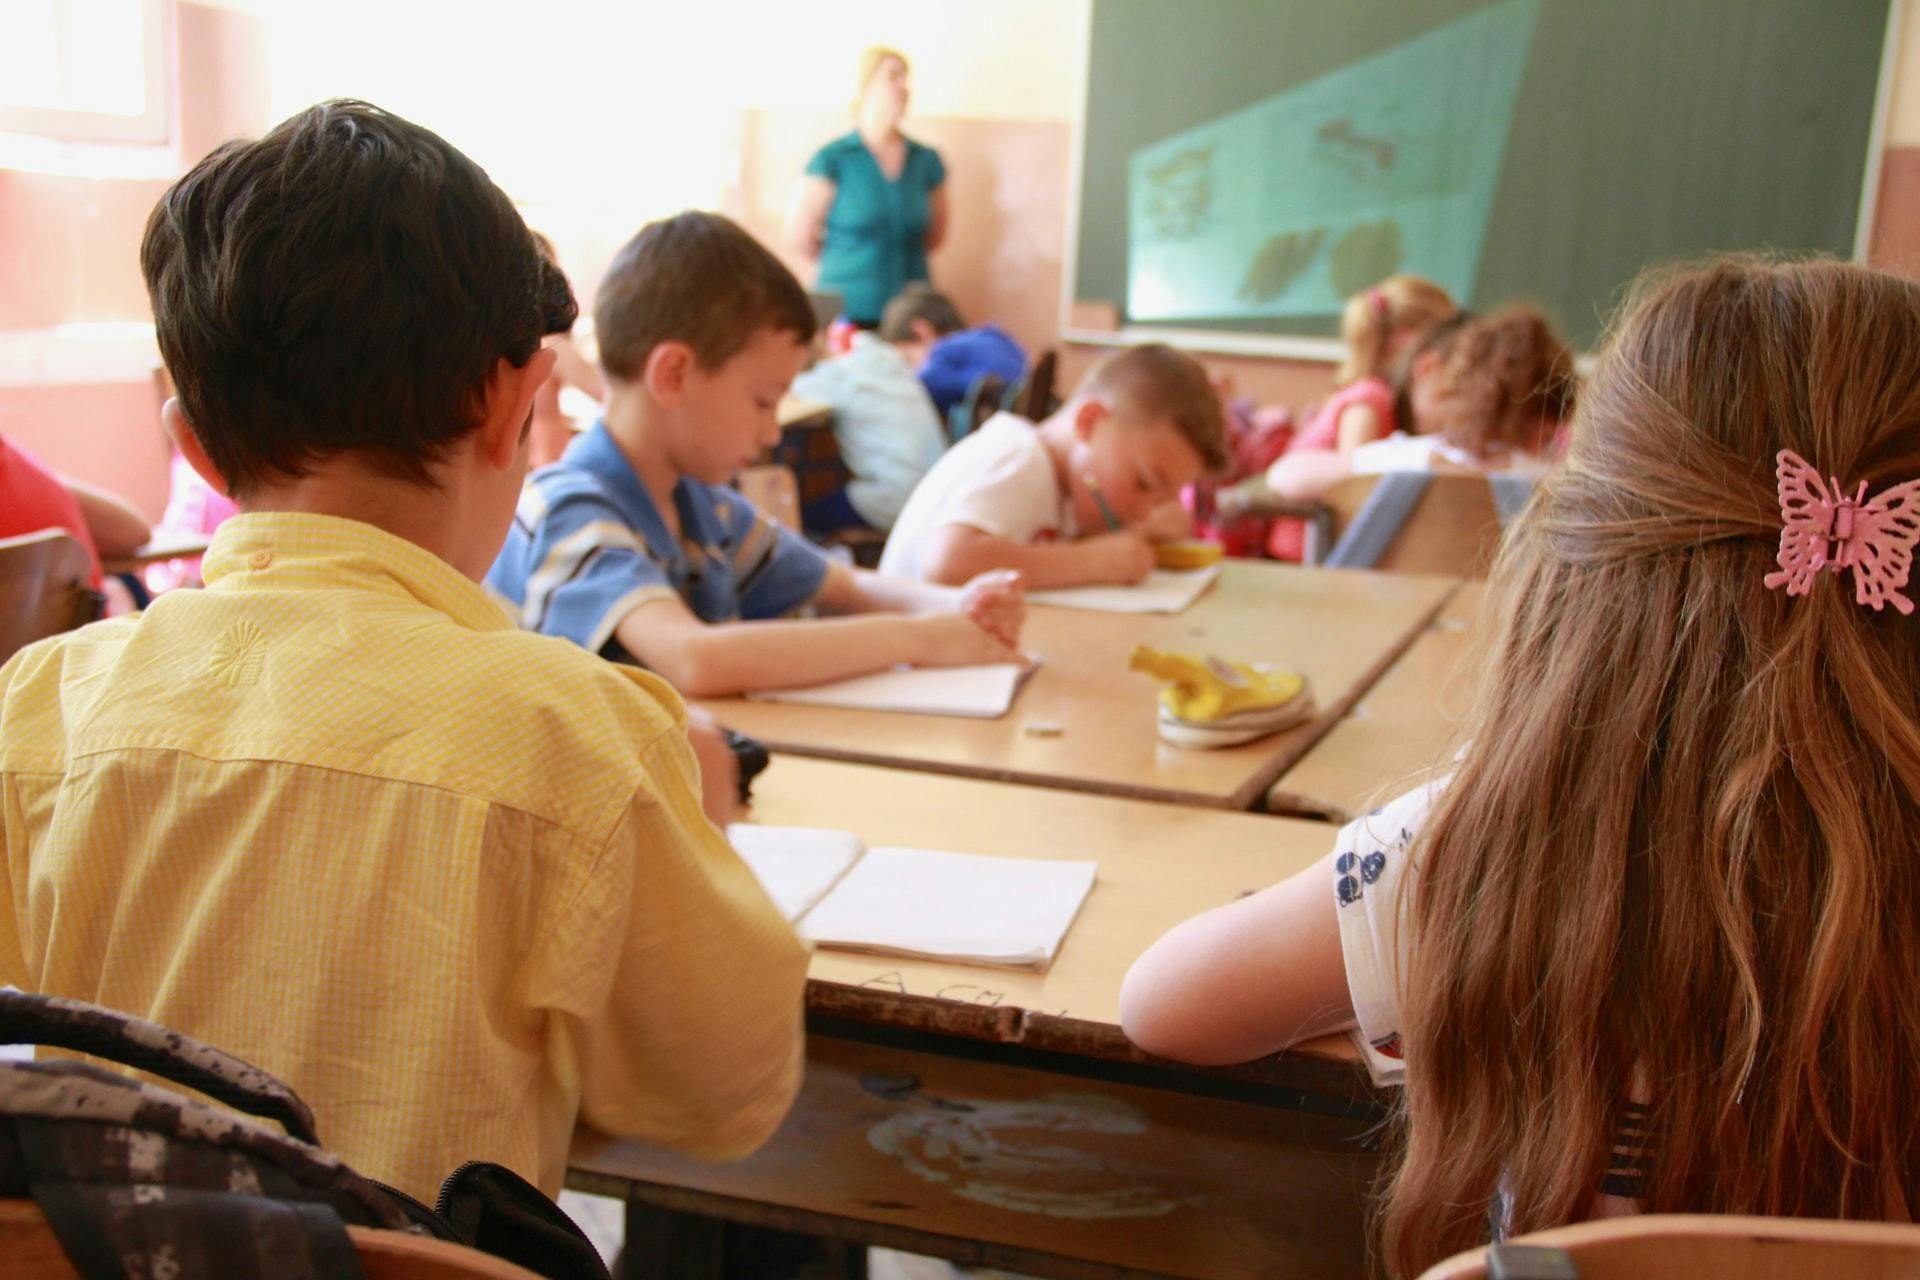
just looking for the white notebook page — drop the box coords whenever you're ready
[745,661,1034,718]
[796,846,1098,971]
[1027,566,1220,614]
[726,824,863,922]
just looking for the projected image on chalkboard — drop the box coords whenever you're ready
[1127,0,1540,322]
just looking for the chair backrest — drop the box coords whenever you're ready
[736,464,801,531]
[1319,472,1525,577]
[1418,1214,1920,1280]
[950,372,1009,442]
[0,531,101,664]
[0,1201,546,1280]
[1013,348,1058,421]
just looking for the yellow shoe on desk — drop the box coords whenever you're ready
[1129,645,1315,749]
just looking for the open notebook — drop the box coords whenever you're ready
[1028,566,1220,614]
[727,824,1097,971]
[744,660,1037,718]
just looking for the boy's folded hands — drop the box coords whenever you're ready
[957,568,1025,648]
[897,568,1027,667]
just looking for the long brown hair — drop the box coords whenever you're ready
[1383,257,1920,1277]
[1390,305,1576,461]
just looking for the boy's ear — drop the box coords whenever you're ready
[1072,397,1109,442]
[642,340,697,409]
[909,317,939,344]
[162,398,232,499]
[477,348,558,470]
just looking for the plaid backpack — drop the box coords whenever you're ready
[0,990,608,1280]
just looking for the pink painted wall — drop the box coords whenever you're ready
[0,2,270,517]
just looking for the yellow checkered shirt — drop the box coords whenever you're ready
[0,513,807,1200]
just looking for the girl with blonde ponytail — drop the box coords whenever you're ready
[1122,256,1920,1277]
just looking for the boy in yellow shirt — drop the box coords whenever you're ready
[487,211,1026,698]
[0,100,807,1202]
[879,344,1230,587]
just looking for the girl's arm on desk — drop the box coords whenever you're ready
[1121,850,1354,1066]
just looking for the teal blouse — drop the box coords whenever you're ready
[805,131,946,325]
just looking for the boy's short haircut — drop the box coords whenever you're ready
[1079,343,1230,472]
[141,99,577,497]
[878,284,965,343]
[595,212,817,380]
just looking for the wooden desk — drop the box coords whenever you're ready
[1266,581,1487,822]
[777,394,834,430]
[569,759,1379,1280]
[699,561,1458,810]
[100,530,212,576]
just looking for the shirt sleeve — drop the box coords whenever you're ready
[936,432,1061,544]
[803,142,840,182]
[489,481,680,655]
[923,145,947,189]
[709,489,832,620]
[542,709,809,1160]
[1332,782,1440,1062]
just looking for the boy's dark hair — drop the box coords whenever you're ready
[141,99,577,496]
[878,283,965,343]
[595,212,817,380]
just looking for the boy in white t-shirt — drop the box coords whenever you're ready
[880,344,1229,587]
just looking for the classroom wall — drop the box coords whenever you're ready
[12,0,1920,504]
[0,1,270,516]
[722,109,1072,358]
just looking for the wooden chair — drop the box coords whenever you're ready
[1013,348,1058,420]
[1418,1215,1920,1280]
[0,1199,546,1279]
[735,463,802,532]
[1235,472,1529,576]
[949,372,1009,442]
[0,531,103,664]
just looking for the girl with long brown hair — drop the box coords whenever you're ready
[1122,257,1920,1277]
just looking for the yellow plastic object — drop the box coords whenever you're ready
[1128,645,1306,723]
[1153,540,1225,570]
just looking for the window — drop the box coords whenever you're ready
[0,0,171,145]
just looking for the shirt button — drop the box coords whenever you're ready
[248,550,273,570]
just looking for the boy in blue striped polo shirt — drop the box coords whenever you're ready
[488,212,1025,697]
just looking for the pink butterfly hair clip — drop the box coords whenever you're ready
[1763,449,1920,615]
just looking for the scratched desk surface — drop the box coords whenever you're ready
[743,755,1364,1099]
[570,757,1378,1279]
[700,560,1459,811]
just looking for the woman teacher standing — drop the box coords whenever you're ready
[787,47,949,328]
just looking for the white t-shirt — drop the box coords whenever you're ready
[1350,432,1551,480]
[879,412,1076,579]
[1332,780,1436,1067]
[788,334,947,530]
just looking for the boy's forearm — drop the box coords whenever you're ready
[668,615,921,698]
[826,568,956,616]
[927,533,1109,591]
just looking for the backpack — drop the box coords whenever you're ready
[0,989,609,1280]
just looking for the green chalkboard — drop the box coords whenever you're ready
[1076,0,1893,349]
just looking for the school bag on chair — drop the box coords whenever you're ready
[0,990,609,1280]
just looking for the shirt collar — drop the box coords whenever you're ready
[201,511,517,633]
[561,420,723,562]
